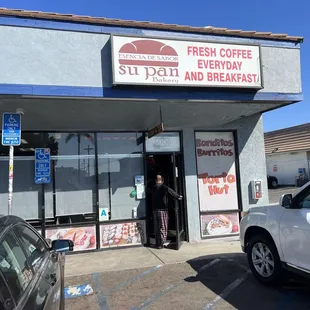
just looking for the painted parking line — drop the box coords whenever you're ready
[108,265,162,294]
[92,272,110,310]
[201,269,251,310]
[64,284,94,299]
[131,259,221,310]
[131,280,184,310]
[197,259,221,274]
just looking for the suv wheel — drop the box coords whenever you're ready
[247,234,282,285]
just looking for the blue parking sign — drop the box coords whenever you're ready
[35,148,51,184]
[2,113,21,146]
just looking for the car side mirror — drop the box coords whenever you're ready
[51,239,74,253]
[280,193,293,208]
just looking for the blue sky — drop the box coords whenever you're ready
[1,0,308,132]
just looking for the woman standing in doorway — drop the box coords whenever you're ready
[151,174,183,249]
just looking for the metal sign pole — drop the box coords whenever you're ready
[8,145,14,215]
[2,112,21,216]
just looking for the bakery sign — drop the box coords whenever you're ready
[111,35,262,88]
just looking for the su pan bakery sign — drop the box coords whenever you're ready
[111,35,262,88]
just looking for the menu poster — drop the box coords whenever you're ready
[46,226,96,252]
[195,132,239,212]
[100,221,145,248]
[201,213,239,237]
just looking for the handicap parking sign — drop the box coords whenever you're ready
[35,148,51,184]
[2,113,21,146]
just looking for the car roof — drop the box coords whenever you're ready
[0,215,26,233]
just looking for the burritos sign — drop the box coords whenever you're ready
[111,36,262,88]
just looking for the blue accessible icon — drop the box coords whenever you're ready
[35,148,51,184]
[1,113,21,146]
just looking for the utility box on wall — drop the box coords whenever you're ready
[251,180,263,200]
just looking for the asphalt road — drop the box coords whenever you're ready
[268,186,297,204]
[64,253,310,310]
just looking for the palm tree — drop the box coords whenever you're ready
[65,133,94,175]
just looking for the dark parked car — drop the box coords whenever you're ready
[267,175,278,189]
[0,215,73,310]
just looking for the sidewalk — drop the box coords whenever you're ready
[64,240,243,277]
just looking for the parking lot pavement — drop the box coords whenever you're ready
[64,253,310,310]
[268,186,297,203]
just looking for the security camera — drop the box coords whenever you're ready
[15,108,25,115]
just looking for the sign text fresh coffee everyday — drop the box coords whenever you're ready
[112,36,262,88]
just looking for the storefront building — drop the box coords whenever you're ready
[0,9,303,252]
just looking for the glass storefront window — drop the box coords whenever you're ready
[46,133,96,216]
[0,133,45,220]
[97,133,146,220]
[0,132,146,223]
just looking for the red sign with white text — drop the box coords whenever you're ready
[112,36,262,88]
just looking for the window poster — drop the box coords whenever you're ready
[46,226,96,252]
[200,213,239,237]
[195,132,239,212]
[100,221,145,248]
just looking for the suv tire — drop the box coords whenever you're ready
[247,234,283,285]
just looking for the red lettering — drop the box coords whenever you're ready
[208,184,230,195]
[185,71,191,81]
[208,185,217,195]
[119,65,126,75]
[185,71,204,81]
[223,184,229,194]
[219,48,253,59]
[188,46,217,57]
[207,177,215,184]
[222,172,227,183]
[227,175,236,183]
[207,72,213,81]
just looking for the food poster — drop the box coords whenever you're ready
[46,226,96,251]
[100,222,145,248]
[195,132,239,211]
[201,213,239,237]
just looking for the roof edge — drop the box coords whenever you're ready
[265,122,310,135]
[0,8,304,43]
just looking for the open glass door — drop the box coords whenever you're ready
[171,153,185,250]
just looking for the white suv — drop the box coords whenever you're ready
[240,181,310,284]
